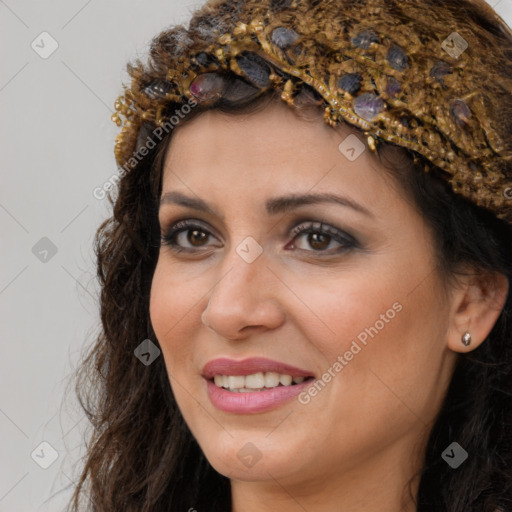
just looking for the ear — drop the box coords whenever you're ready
[446,267,509,353]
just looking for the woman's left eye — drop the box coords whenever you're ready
[288,220,358,253]
[160,219,358,255]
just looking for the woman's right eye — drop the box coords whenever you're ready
[160,220,216,253]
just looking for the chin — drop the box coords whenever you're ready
[204,443,297,482]
[189,424,290,476]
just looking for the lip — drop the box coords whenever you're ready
[202,357,316,414]
[201,357,315,379]
[205,378,314,414]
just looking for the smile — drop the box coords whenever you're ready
[212,372,307,392]
[202,357,316,413]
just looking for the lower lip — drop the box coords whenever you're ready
[205,378,314,414]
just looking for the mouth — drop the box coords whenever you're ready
[202,357,316,413]
[209,372,315,393]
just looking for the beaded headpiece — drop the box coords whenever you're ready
[112,0,512,224]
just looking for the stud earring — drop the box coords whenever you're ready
[462,331,472,347]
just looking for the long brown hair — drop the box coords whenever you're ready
[66,7,512,512]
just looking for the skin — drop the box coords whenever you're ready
[149,100,508,512]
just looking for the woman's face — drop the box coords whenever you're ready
[150,101,459,489]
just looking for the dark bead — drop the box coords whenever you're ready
[353,92,385,122]
[222,77,262,102]
[385,76,402,97]
[143,79,175,99]
[351,29,379,49]
[337,73,363,95]
[193,52,219,68]
[236,53,272,88]
[386,44,409,71]
[450,99,472,127]
[430,60,452,82]
[271,27,300,50]
[189,73,225,101]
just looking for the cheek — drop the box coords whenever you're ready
[149,262,210,431]
[283,266,409,360]
[149,262,200,371]
[287,258,448,402]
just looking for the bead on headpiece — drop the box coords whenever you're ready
[112,0,512,225]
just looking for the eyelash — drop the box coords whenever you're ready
[160,218,359,256]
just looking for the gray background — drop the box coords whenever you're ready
[1,0,511,510]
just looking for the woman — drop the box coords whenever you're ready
[68,0,512,510]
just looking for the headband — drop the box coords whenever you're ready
[112,0,512,225]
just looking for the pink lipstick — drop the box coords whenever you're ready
[202,357,315,414]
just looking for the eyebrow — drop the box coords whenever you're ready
[159,190,374,219]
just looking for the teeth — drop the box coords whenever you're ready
[245,372,265,389]
[279,374,292,386]
[212,371,310,390]
[264,372,280,388]
[228,376,244,390]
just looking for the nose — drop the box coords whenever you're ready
[200,246,286,340]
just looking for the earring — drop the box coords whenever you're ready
[462,331,472,347]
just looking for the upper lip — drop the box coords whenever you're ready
[202,357,315,379]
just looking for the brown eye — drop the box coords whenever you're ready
[161,220,217,252]
[289,220,359,254]
[186,229,208,246]
[305,232,331,251]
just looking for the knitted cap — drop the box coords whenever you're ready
[112,0,512,224]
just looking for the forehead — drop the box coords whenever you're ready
[157,102,433,256]
[161,101,384,191]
